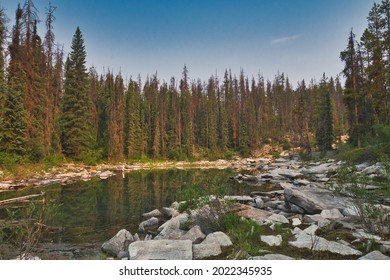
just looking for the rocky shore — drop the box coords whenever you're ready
[100,155,390,260]
[0,158,258,192]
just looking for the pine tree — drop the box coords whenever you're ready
[61,27,95,161]
[1,5,27,156]
[315,74,334,151]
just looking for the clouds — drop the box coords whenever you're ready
[270,34,301,45]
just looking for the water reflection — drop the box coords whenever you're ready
[1,168,261,254]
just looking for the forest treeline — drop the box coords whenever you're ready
[0,0,389,164]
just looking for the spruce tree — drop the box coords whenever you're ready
[315,74,334,151]
[61,27,95,161]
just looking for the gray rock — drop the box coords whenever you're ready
[303,224,319,235]
[292,217,302,226]
[303,214,331,228]
[101,229,133,257]
[154,214,188,240]
[361,163,383,175]
[358,250,390,260]
[295,179,311,186]
[255,197,265,209]
[301,163,337,176]
[253,254,295,260]
[142,209,163,219]
[202,231,232,247]
[266,213,289,224]
[14,253,41,260]
[180,225,206,244]
[223,195,254,203]
[289,203,306,214]
[320,209,344,219]
[236,204,272,225]
[133,233,141,241]
[117,250,129,259]
[160,207,174,219]
[99,170,115,179]
[271,169,304,179]
[284,185,354,214]
[193,243,222,259]
[139,217,160,233]
[260,235,283,246]
[352,230,381,241]
[289,233,362,256]
[129,240,193,260]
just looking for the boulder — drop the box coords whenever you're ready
[192,243,222,259]
[180,225,206,244]
[154,214,188,240]
[117,251,129,259]
[128,240,192,260]
[284,185,354,214]
[260,235,283,246]
[159,207,174,219]
[358,250,390,260]
[301,163,337,176]
[253,254,295,260]
[202,231,232,247]
[101,229,133,257]
[289,233,362,256]
[139,217,160,233]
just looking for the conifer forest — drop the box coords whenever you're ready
[0,0,390,165]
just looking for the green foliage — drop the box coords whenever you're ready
[61,27,96,162]
[332,163,390,237]
[43,154,65,170]
[1,199,58,258]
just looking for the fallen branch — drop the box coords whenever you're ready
[0,192,45,206]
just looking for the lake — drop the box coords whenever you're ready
[0,168,267,259]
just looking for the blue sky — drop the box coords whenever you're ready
[1,0,376,87]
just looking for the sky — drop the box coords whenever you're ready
[1,0,377,87]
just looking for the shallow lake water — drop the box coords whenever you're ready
[0,168,272,259]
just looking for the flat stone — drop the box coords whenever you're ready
[202,231,232,247]
[352,230,381,241]
[295,179,311,186]
[292,217,302,226]
[253,254,295,260]
[192,243,222,259]
[289,233,362,256]
[260,235,283,246]
[320,209,344,219]
[266,213,289,224]
[271,169,304,179]
[236,204,272,225]
[180,225,206,244]
[129,240,192,260]
[224,195,254,203]
[303,224,319,235]
[358,250,390,260]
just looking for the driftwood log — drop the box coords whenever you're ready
[0,192,45,206]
